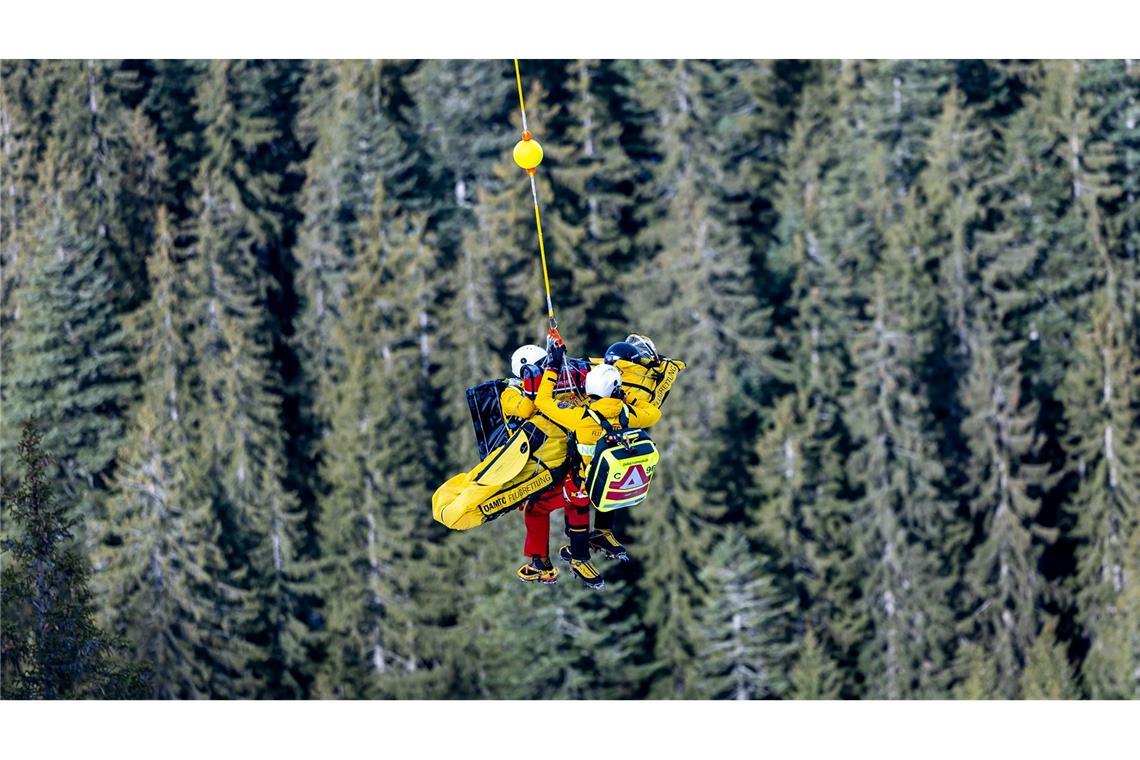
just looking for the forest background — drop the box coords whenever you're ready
[1,59,1137,700]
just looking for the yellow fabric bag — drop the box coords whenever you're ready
[588,357,686,409]
[431,424,558,531]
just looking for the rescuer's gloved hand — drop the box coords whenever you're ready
[547,342,566,373]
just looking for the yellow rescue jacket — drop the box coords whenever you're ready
[534,368,661,478]
[499,383,570,470]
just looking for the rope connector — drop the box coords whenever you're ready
[522,130,532,141]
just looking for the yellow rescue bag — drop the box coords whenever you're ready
[588,356,686,409]
[431,424,557,531]
[471,428,532,486]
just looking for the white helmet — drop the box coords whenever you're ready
[511,344,547,378]
[585,363,622,398]
[626,333,658,361]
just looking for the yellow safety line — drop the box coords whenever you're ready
[530,177,554,321]
[513,58,529,134]
[514,58,555,327]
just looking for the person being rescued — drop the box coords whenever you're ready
[431,344,570,533]
[530,335,662,590]
[580,334,675,565]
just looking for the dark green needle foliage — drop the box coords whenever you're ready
[1,422,147,698]
[3,58,1136,699]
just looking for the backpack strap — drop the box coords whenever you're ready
[585,407,636,450]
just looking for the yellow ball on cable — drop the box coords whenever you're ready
[513,130,544,173]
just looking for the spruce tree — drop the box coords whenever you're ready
[544,59,637,347]
[913,87,996,369]
[184,60,311,696]
[958,226,1054,698]
[403,60,514,257]
[1063,297,1140,698]
[294,61,416,436]
[844,250,957,698]
[435,165,534,467]
[788,626,842,699]
[694,527,788,699]
[1046,59,1140,699]
[3,143,132,531]
[39,60,146,307]
[622,59,771,697]
[1003,61,1122,390]
[0,60,44,354]
[135,59,208,216]
[314,186,446,698]
[1020,617,1077,699]
[753,70,861,694]
[952,642,999,700]
[94,208,254,698]
[1,421,146,699]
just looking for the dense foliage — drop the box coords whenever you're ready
[2,59,1137,699]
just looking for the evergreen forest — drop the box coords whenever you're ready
[1,59,1138,699]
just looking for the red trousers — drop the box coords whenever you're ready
[523,471,590,557]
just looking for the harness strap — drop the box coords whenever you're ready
[585,406,636,452]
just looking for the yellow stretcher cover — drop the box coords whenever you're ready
[431,424,563,531]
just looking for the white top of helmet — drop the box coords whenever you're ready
[511,344,547,378]
[585,363,622,398]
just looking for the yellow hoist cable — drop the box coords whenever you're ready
[512,59,556,330]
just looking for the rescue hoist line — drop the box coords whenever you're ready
[511,59,556,332]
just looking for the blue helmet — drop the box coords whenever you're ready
[604,341,642,365]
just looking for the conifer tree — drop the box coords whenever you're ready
[135,59,208,215]
[844,250,957,698]
[94,208,254,698]
[788,626,842,699]
[3,143,132,530]
[184,60,311,695]
[958,224,1054,698]
[0,60,44,348]
[1,421,146,699]
[694,527,788,699]
[294,61,416,435]
[952,642,999,700]
[913,88,996,370]
[39,60,146,307]
[457,531,648,700]
[1002,61,1122,389]
[544,59,637,346]
[435,166,533,466]
[622,59,772,697]
[1020,617,1077,699]
[314,186,445,698]
[753,71,861,693]
[1063,298,1140,697]
[403,60,514,256]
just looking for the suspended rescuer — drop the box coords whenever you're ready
[431,344,569,531]
[533,333,662,589]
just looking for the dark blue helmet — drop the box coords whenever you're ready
[605,341,642,365]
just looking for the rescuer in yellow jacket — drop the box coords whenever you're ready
[533,340,661,588]
[431,345,570,532]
